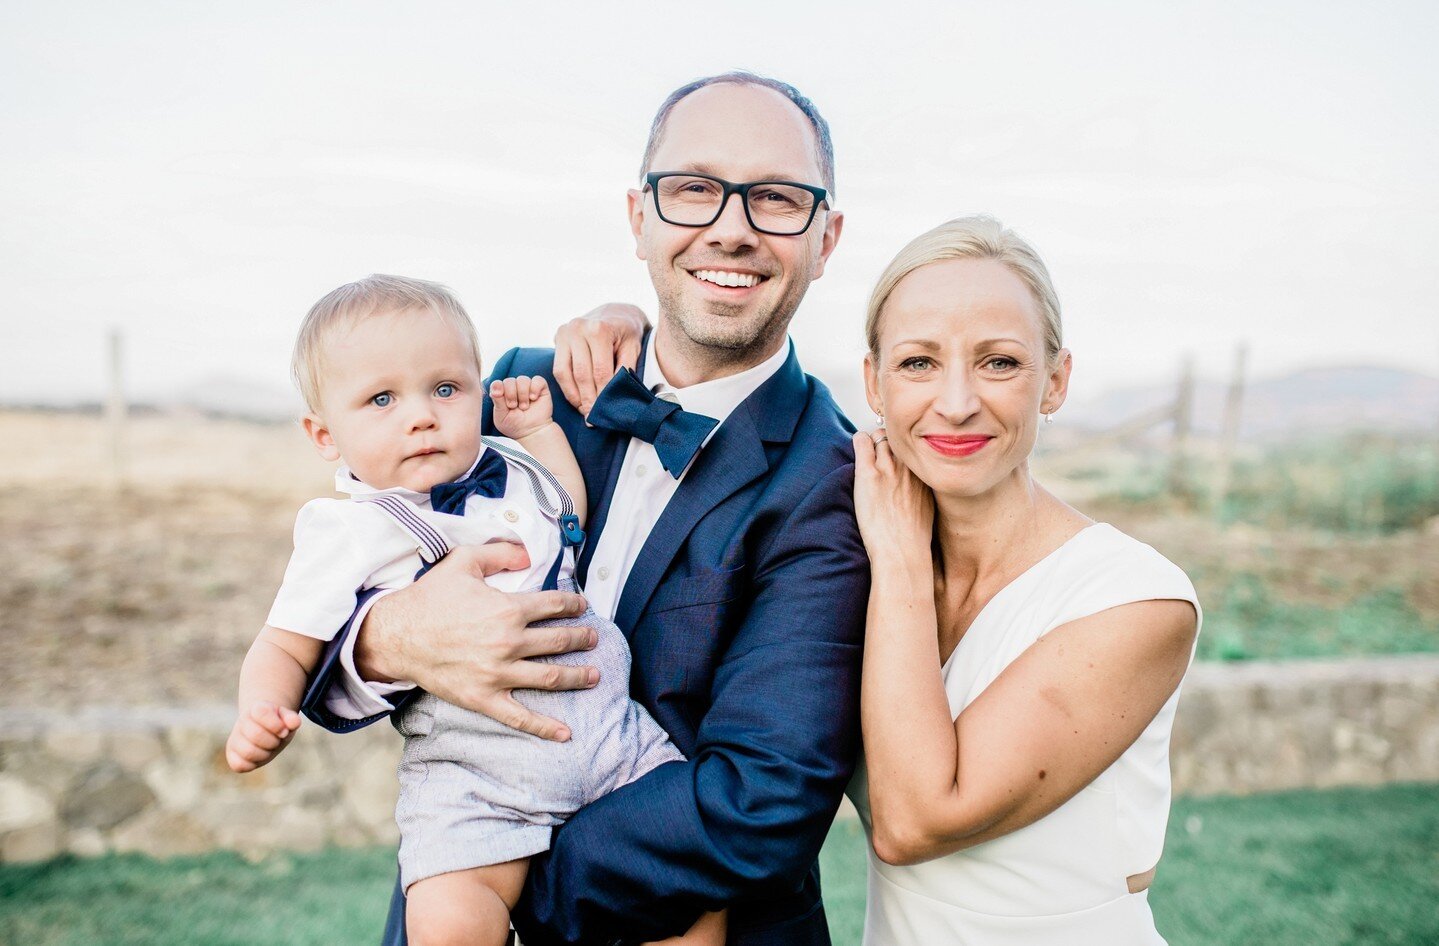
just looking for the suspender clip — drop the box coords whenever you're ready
[559,514,586,547]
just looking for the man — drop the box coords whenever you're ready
[306,72,868,946]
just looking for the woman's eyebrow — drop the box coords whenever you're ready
[975,337,1030,349]
[890,338,941,351]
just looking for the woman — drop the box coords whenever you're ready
[848,215,1200,944]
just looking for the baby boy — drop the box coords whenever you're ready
[225,275,722,946]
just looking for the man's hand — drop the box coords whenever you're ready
[355,543,597,742]
[226,701,302,773]
[553,302,649,416]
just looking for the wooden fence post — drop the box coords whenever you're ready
[106,327,127,489]
[1167,354,1195,500]
[1212,343,1248,512]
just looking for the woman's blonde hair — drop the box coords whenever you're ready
[865,215,1063,365]
[291,274,482,412]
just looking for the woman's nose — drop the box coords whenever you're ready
[933,371,981,422]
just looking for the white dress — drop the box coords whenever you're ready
[848,523,1201,945]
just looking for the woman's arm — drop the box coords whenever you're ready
[863,591,1196,866]
[851,432,1197,867]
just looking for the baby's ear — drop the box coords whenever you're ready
[300,413,341,462]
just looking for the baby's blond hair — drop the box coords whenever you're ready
[292,274,482,412]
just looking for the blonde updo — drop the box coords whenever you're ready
[865,215,1063,365]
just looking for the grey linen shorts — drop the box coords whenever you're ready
[393,580,683,890]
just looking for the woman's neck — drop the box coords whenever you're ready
[931,466,1082,592]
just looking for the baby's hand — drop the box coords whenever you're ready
[491,376,556,440]
[226,701,302,773]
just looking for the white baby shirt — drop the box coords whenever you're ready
[266,439,567,641]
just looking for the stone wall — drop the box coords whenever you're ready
[3,655,1438,864]
[0,706,401,863]
[1171,655,1439,795]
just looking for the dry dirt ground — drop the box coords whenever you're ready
[3,409,1436,710]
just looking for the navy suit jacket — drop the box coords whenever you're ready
[305,339,868,946]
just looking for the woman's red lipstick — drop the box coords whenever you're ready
[923,435,992,457]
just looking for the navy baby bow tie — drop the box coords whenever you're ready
[430,447,508,515]
[587,368,719,477]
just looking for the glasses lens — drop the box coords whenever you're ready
[745,183,817,235]
[654,175,726,226]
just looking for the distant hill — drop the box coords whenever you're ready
[1062,365,1439,440]
[5,365,1436,439]
[164,375,303,422]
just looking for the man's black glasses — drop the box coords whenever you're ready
[644,172,829,236]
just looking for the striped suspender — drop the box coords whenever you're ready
[360,494,453,564]
[360,439,586,590]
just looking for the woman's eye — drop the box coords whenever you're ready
[986,357,1018,370]
[899,357,932,371]
[370,392,392,408]
[435,382,457,398]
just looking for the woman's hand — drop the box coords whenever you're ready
[852,429,935,569]
[553,302,650,416]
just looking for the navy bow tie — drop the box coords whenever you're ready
[587,368,719,477]
[430,447,508,515]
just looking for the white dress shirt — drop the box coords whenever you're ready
[330,337,791,719]
[580,337,790,622]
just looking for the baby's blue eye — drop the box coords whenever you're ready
[370,392,392,408]
[435,382,457,398]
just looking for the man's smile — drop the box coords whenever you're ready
[689,268,766,289]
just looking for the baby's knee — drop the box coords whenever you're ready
[408,869,526,938]
[406,909,506,946]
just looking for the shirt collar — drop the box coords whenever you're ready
[334,446,487,504]
[642,336,791,423]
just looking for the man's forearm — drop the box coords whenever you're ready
[352,592,403,684]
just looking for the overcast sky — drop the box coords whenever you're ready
[2,0,1436,420]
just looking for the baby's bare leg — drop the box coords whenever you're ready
[642,909,727,946]
[405,858,528,946]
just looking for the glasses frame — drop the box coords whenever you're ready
[643,171,829,236]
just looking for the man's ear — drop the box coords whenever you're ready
[1042,348,1073,415]
[300,413,341,462]
[810,209,844,280]
[627,188,648,261]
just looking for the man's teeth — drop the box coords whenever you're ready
[693,270,761,288]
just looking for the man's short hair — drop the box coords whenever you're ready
[291,274,483,413]
[640,71,836,198]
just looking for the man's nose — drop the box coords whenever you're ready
[704,191,761,252]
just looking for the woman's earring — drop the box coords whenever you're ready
[1043,412,1053,425]
[875,412,884,426]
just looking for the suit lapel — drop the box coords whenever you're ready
[613,404,768,632]
[612,344,808,631]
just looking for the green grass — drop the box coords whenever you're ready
[1090,437,1439,537]
[1198,580,1439,661]
[3,784,1436,945]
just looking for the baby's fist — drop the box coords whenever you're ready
[491,376,555,439]
[226,702,302,773]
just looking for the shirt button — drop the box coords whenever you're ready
[635,464,647,477]
[597,566,611,580]
[503,509,519,522]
